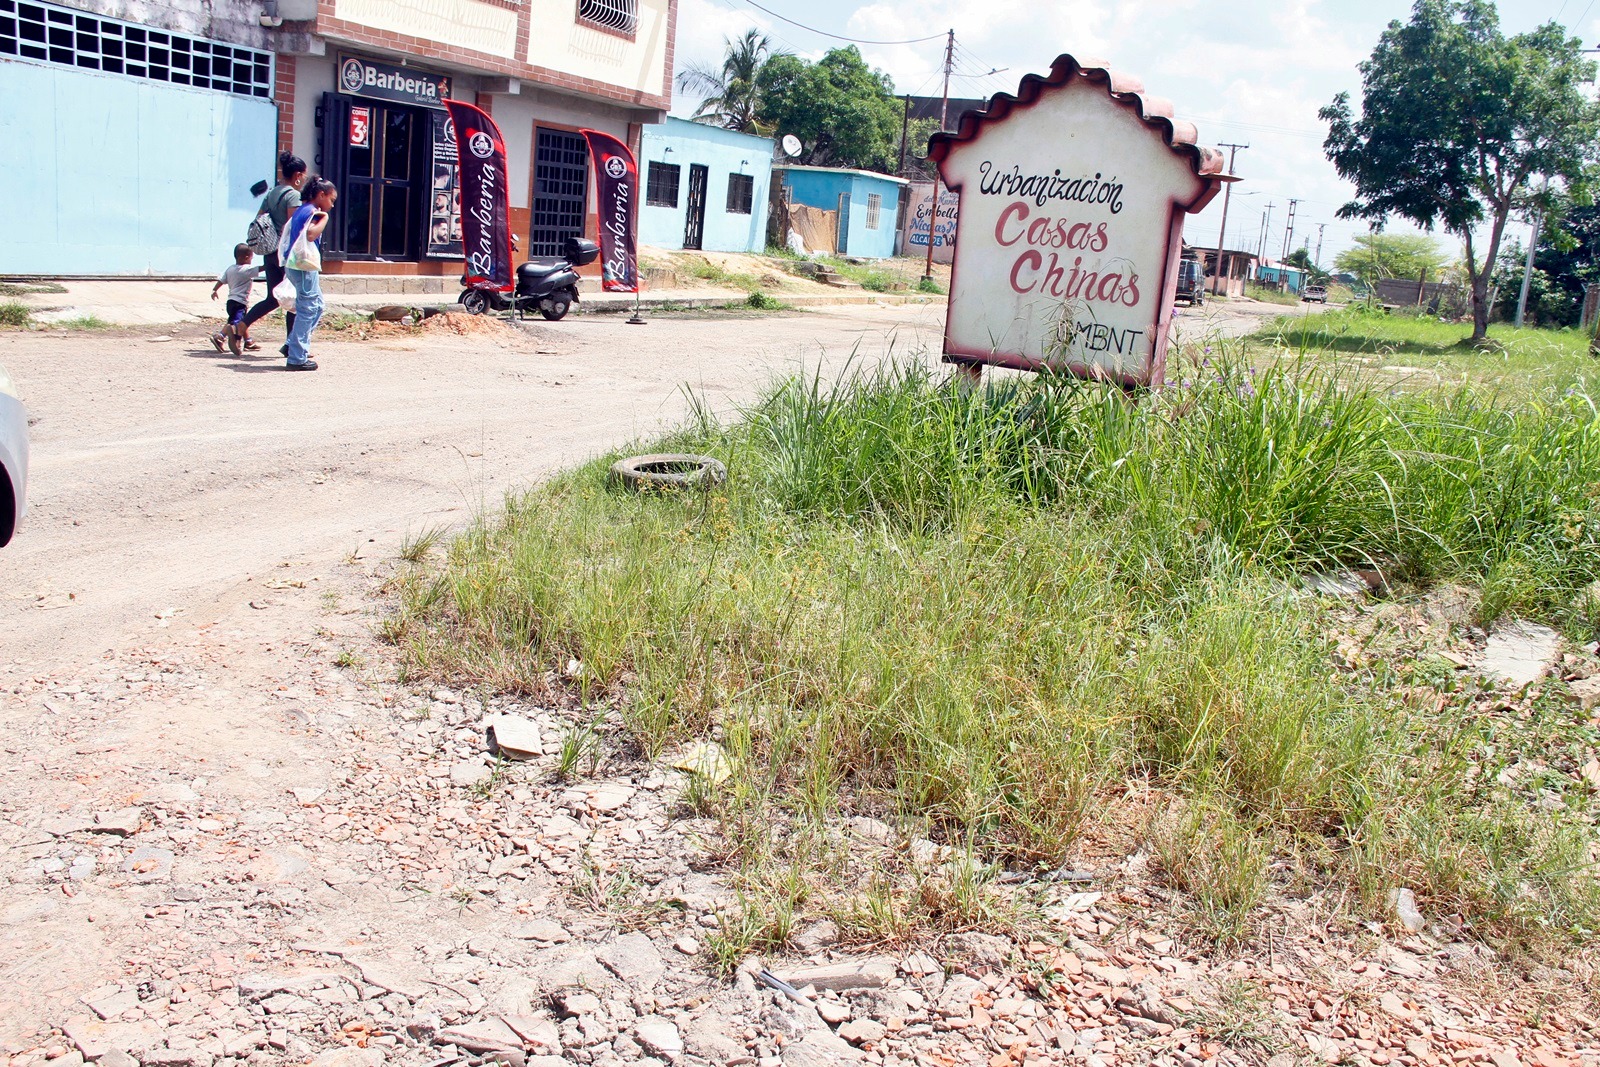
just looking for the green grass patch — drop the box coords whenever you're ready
[0,301,30,327]
[0,281,67,297]
[51,314,113,330]
[1256,306,1598,394]
[744,290,786,311]
[1244,283,1303,306]
[391,348,1600,958]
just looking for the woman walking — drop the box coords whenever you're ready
[280,177,337,372]
[240,152,307,348]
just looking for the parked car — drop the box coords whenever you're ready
[1301,284,1328,303]
[0,361,28,547]
[1175,257,1205,306]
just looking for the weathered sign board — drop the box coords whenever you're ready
[904,182,959,264]
[928,55,1230,387]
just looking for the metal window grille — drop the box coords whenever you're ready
[865,192,882,230]
[646,162,680,208]
[0,0,272,98]
[577,0,637,34]
[725,173,753,215]
[531,128,589,258]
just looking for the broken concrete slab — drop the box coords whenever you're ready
[89,808,143,836]
[485,714,543,760]
[773,958,896,992]
[596,932,665,986]
[1479,621,1561,689]
[435,1018,524,1053]
[634,1016,684,1058]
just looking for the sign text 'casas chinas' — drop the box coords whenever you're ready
[929,55,1230,388]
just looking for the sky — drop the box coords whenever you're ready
[666,0,1594,268]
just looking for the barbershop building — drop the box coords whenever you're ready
[0,0,676,277]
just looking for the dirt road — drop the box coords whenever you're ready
[4,299,1482,1067]
[0,305,947,670]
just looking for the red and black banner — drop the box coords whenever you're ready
[579,128,639,293]
[444,100,514,291]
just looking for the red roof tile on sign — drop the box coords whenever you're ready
[928,53,1228,191]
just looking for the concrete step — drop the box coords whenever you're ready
[816,271,861,289]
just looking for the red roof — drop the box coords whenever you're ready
[927,53,1228,197]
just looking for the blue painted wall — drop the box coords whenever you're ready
[638,119,772,253]
[1256,264,1307,293]
[778,167,904,259]
[0,59,277,275]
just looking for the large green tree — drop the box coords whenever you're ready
[1332,232,1449,287]
[1321,0,1600,341]
[676,29,788,134]
[755,47,903,173]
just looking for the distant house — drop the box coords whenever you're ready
[639,118,773,253]
[1255,260,1308,294]
[1193,247,1258,298]
[775,165,908,259]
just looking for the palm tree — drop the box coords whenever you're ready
[675,29,787,134]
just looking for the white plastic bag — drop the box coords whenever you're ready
[272,277,296,313]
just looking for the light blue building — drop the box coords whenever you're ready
[639,118,773,253]
[1255,261,1308,294]
[0,0,278,276]
[775,165,907,260]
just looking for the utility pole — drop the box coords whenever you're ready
[923,28,954,284]
[897,95,911,175]
[1314,223,1325,269]
[1210,143,1247,295]
[1258,202,1274,260]
[1280,199,1298,263]
[1515,205,1541,328]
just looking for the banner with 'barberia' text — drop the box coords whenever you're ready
[443,100,514,292]
[579,129,639,293]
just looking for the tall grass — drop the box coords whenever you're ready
[390,346,1600,952]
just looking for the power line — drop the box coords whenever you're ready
[733,0,947,45]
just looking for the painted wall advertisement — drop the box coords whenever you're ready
[904,183,958,264]
[427,110,463,259]
[929,56,1225,386]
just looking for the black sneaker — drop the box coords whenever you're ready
[279,344,289,358]
[286,360,318,371]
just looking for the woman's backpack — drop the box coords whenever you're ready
[246,212,279,255]
[245,186,288,255]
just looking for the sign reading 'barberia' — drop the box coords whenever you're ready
[338,54,451,109]
[929,55,1230,387]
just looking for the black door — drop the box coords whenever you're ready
[683,164,708,251]
[326,97,423,261]
[532,128,588,257]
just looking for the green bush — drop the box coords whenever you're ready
[0,301,30,327]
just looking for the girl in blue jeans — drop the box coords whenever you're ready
[280,177,337,371]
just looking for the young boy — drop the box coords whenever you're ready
[210,244,260,356]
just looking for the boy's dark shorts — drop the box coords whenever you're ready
[225,300,247,327]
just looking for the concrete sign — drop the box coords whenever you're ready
[929,55,1229,387]
[904,183,958,264]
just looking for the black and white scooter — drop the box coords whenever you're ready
[458,237,600,321]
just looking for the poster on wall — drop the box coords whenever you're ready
[904,183,958,264]
[349,106,370,149]
[928,54,1229,387]
[426,110,463,259]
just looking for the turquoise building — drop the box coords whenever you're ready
[775,165,907,260]
[0,0,278,276]
[639,118,773,253]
